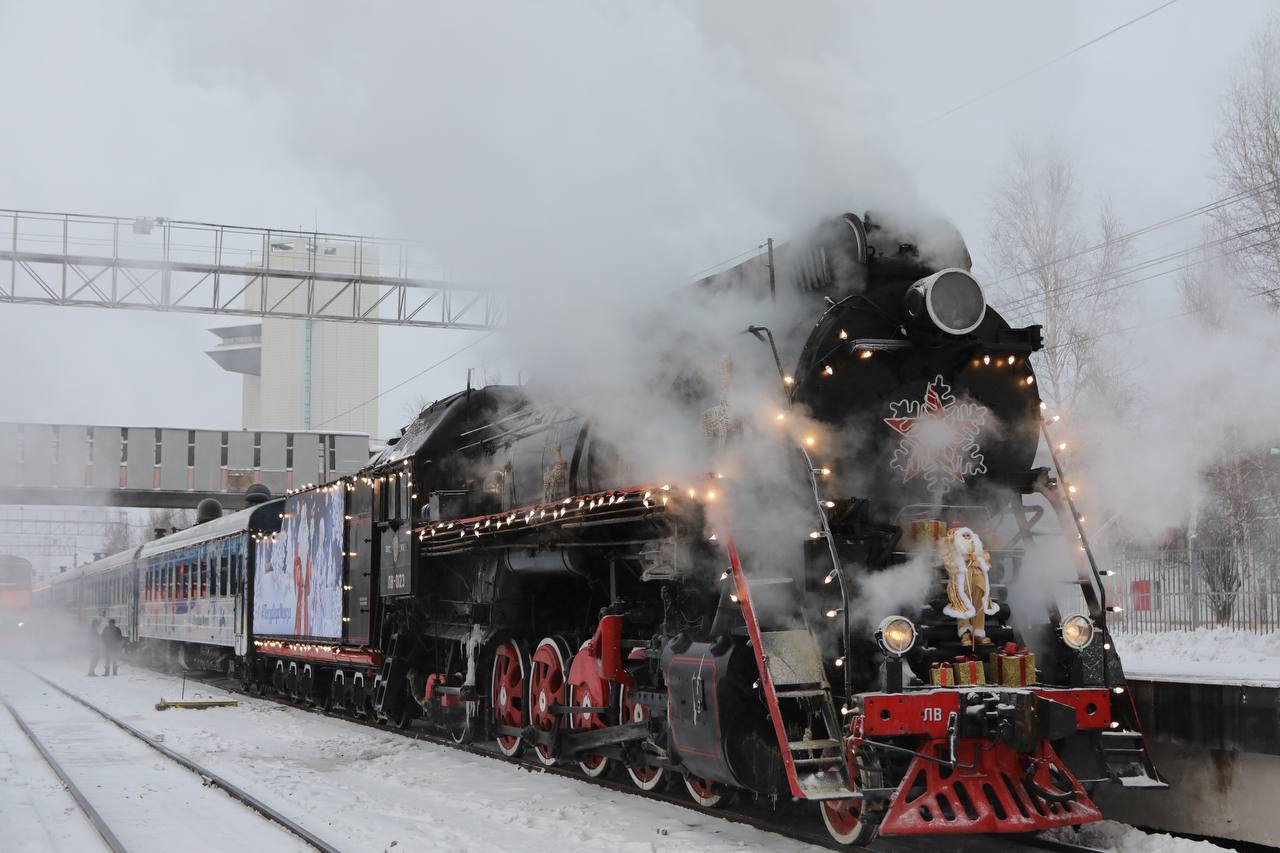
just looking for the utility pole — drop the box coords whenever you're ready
[766,237,776,302]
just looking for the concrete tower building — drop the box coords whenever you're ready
[207,240,379,438]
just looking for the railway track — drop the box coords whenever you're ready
[6,657,1109,853]
[1,663,341,853]
[191,670,1107,853]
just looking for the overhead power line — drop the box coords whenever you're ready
[989,177,1280,292]
[1041,281,1278,356]
[687,245,763,281]
[311,331,496,431]
[999,219,1276,323]
[918,0,1181,127]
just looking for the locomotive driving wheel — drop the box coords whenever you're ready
[528,636,571,766]
[568,640,614,778]
[684,775,733,808]
[490,640,528,757]
[445,672,472,744]
[819,749,884,846]
[622,690,663,791]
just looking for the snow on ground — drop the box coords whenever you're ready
[1,652,1250,853]
[1112,628,1280,685]
[1,654,830,853]
[1044,820,1235,852]
[0,690,110,853]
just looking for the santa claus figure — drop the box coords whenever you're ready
[941,526,999,647]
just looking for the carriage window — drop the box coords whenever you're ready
[221,541,230,596]
[199,553,208,598]
[230,541,240,596]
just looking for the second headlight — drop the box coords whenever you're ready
[875,615,917,656]
[1060,613,1095,650]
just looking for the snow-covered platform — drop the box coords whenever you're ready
[1114,629,1280,688]
[1094,635,1280,849]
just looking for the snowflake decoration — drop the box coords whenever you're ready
[883,375,988,501]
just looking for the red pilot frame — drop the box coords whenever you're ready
[851,687,1112,836]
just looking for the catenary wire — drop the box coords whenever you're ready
[998,220,1277,324]
[916,0,1181,127]
[988,177,1280,291]
[310,331,496,430]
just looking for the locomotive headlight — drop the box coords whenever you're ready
[875,616,917,656]
[1060,614,1095,650]
[903,268,987,336]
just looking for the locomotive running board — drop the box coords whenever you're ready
[723,537,854,801]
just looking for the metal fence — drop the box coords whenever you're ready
[1106,536,1280,633]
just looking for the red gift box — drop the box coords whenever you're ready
[991,642,1036,686]
[952,655,985,685]
[930,661,955,687]
[908,519,947,549]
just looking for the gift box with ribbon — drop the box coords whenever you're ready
[952,655,985,685]
[907,519,948,549]
[929,661,955,687]
[989,642,1036,686]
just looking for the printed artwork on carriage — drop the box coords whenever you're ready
[253,488,345,639]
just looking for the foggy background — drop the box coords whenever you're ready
[1,0,1277,554]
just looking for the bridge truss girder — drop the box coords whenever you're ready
[0,208,504,330]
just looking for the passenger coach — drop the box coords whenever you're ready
[34,498,281,673]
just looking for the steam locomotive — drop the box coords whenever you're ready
[36,212,1163,845]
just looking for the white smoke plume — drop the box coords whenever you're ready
[1059,271,1280,546]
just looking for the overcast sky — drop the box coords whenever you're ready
[0,0,1270,438]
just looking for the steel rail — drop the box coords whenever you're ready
[18,667,344,853]
[9,658,1107,853]
[2,697,130,853]
[193,673,1110,853]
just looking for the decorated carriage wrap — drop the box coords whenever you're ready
[253,487,345,639]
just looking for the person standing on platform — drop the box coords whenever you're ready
[100,618,124,676]
[86,617,102,676]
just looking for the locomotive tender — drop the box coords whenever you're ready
[35,212,1163,845]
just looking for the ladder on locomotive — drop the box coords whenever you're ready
[724,534,855,800]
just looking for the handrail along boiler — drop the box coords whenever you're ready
[32,212,1163,845]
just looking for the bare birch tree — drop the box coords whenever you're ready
[1178,257,1280,623]
[985,144,1134,411]
[1212,16,1280,310]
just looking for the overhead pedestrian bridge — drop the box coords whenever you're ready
[0,422,370,510]
[0,207,503,330]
